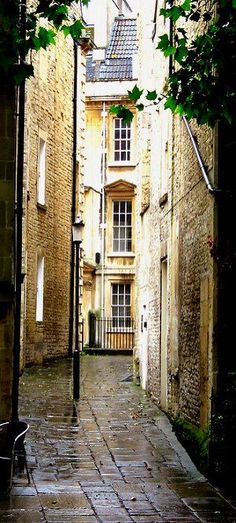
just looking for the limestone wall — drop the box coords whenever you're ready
[135,2,216,428]
[23,31,86,365]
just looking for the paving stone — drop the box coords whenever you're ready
[123,500,156,511]
[38,493,91,509]
[0,496,41,509]
[92,506,129,516]
[45,511,98,522]
[82,485,115,494]
[10,487,37,496]
[0,355,235,523]
[130,516,164,522]
[0,510,45,522]
[87,491,120,506]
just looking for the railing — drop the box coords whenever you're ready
[88,316,135,351]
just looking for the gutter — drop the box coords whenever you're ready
[183,116,223,195]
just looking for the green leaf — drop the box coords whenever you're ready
[66,20,84,39]
[56,5,68,16]
[13,63,34,84]
[62,25,71,37]
[160,8,170,18]
[175,43,188,63]
[136,104,144,111]
[146,90,158,101]
[164,46,176,57]
[122,110,134,123]
[109,105,134,123]
[232,0,236,7]
[157,34,170,51]
[160,6,184,22]
[128,85,143,102]
[164,96,177,111]
[181,0,191,11]
[170,6,184,21]
[109,105,122,114]
[38,27,56,49]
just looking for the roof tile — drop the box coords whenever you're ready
[86,17,137,82]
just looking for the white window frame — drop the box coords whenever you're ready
[36,256,44,322]
[111,283,131,327]
[112,200,132,253]
[38,137,46,205]
[113,118,131,162]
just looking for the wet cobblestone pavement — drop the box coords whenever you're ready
[1,355,236,522]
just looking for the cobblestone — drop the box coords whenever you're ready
[0,355,236,523]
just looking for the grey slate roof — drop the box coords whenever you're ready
[86,17,137,81]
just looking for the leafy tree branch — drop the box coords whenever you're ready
[0,0,89,83]
[111,0,236,127]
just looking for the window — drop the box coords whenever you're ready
[38,138,46,205]
[114,118,131,162]
[36,256,44,322]
[113,200,132,252]
[111,283,131,327]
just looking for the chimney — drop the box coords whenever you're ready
[118,0,123,16]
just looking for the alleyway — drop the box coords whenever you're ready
[0,355,236,523]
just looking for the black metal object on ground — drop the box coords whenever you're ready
[0,420,30,492]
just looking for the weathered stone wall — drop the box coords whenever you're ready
[135,2,216,429]
[23,31,85,365]
[170,118,215,425]
[143,110,215,427]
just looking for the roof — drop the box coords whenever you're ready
[86,17,137,82]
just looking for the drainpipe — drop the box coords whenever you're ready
[11,0,26,421]
[101,102,106,344]
[68,40,78,357]
[118,0,123,16]
[169,0,173,76]
[183,116,223,195]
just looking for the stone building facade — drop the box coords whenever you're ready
[22,31,87,365]
[0,4,88,418]
[82,2,138,350]
[135,0,235,487]
[134,0,217,459]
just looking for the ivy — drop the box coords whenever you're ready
[2,0,235,126]
[127,85,144,103]
[109,104,134,123]
[110,0,236,127]
[0,0,87,84]
[158,0,236,126]
[146,90,158,101]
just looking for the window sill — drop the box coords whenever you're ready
[107,252,135,258]
[37,202,47,212]
[108,162,137,168]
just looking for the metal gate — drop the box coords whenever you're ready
[88,316,135,351]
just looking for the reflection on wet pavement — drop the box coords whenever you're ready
[0,355,235,522]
